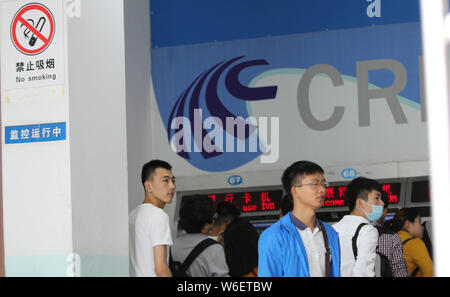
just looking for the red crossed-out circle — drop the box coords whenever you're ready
[10,3,55,56]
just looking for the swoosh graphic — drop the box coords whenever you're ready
[168,56,278,160]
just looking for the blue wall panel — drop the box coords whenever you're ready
[150,0,420,48]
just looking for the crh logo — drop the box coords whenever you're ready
[167,56,280,170]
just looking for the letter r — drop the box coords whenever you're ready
[357,59,408,126]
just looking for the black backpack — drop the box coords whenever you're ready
[352,223,393,277]
[402,237,420,277]
[169,238,220,277]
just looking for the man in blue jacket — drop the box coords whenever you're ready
[258,161,340,277]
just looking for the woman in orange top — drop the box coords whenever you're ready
[385,208,433,277]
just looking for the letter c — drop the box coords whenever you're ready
[297,64,345,131]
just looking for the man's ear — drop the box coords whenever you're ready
[356,198,364,210]
[202,222,213,234]
[144,180,152,193]
[290,187,297,200]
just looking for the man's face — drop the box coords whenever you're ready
[146,168,176,204]
[362,189,384,213]
[292,172,326,210]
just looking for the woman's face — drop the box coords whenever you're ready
[406,216,424,239]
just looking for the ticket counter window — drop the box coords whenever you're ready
[411,181,431,203]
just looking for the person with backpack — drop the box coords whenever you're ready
[384,208,433,277]
[170,195,230,277]
[374,192,409,277]
[333,177,384,277]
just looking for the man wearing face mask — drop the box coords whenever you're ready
[333,177,384,277]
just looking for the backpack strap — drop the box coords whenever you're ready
[402,237,420,277]
[352,223,368,260]
[318,220,331,277]
[168,248,177,273]
[402,237,416,246]
[410,267,420,277]
[177,238,220,275]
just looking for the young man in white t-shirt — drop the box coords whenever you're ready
[332,177,384,277]
[129,160,176,277]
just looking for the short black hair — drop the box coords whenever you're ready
[223,218,259,277]
[141,160,172,189]
[281,161,324,201]
[214,202,241,226]
[280,194,293,216]
[179,196,214,233]
[345,177,382,212]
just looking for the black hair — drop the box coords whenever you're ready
[141,159,172,189]
[384,207,420,232]
[179,196,214,233]
[345,177,382,212]
[223,218,259,277]
[281,161,324,202]
[280,194,293,216]
[214,201,241,226]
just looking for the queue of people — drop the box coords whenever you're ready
[128,159,434,277]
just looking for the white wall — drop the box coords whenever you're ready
[67,0,129,276]
[124,0,153,212]
[0,0,159,276]
[0,0,73,276]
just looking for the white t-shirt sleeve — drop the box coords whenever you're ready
[149,209,173,247]
[352,225,378,277]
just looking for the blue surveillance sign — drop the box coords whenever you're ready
[5,122,66,144]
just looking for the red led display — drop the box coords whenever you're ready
[184,190,283,213]
[323,186,347,207]
[322,182,401,208]
[382,183,400,204]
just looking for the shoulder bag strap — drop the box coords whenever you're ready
[319,220,331,277]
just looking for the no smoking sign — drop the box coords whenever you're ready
[1,0,64,90]
[11,3,55,56]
